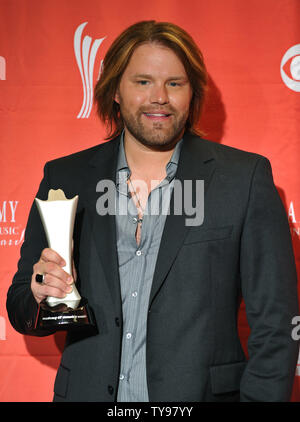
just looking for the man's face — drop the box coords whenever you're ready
[115,42,193,149]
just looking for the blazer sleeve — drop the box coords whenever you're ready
[239,156,299,401]
[6,162,56,336]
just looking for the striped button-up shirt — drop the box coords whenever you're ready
[115,134,182,402]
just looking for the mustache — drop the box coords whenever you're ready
[139,106,176,114]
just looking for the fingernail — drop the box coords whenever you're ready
[67,276,73,283]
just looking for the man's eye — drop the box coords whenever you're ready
[169,82,180,87]
[137,80,149,85]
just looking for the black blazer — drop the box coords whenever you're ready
[7,132,299,402]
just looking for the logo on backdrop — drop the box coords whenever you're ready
[0,56,6,80]
[74,22,106,118]
[280,44,300,92]
[288,201,299,238]
[0,201,24,247]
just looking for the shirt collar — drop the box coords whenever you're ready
[116,131,128,173]
[116,130,183,176]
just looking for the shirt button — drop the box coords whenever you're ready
[119,374,125,380]
[136,250,142,256]
[132,291,138,297]
[126,332,132,339]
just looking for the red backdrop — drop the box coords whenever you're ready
[0,0,299,401]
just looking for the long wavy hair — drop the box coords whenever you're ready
[94,20,208,139]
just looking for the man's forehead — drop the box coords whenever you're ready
[123,42,188,76]
[128,42,179,59]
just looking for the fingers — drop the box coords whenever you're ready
[37,260,72,284]
[40,247,66,267]
[31,248,74,304]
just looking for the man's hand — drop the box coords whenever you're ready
[31,248,74,304]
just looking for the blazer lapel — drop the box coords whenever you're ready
[83,136,122,312]
[148,132,217,308]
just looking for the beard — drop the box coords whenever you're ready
[118,99,189,151]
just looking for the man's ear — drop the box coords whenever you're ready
[114,89,120,104]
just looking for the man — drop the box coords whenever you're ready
[7,20,299,402]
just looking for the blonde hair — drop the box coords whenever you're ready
[94,20,207,139]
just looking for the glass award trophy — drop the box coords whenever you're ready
[34,189,96,331]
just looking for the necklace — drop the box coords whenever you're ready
[127,174,166,246]
[127,177,144,223]
[127,176,145,246]
[127,173,167,222]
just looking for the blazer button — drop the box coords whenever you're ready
[115,317,120,327]
[26,320,32,328]
[108,385,114,395]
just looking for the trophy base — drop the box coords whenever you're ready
[34,298,97,331]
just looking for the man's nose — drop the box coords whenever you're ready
[150,84,169,104]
